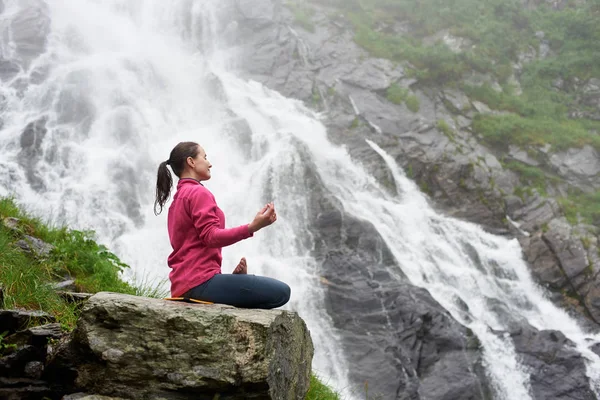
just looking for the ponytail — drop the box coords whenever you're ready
[154,141,200,215]
[154,161,173,215]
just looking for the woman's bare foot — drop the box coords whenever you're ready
[233,257,247,274]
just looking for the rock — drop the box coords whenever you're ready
[463,71,497,88]
[510,196,560,233]
[515,46,537,72]
[46,292,313,400]
[57,292,93,304]
[539,40,551,59]
[441,90,471,114]
[19,116,49,191]
[422,30,473,54]
[24,361,44,379]
[62,395,126,400]
[52,279,77,291]
[543,219,589,286]
[583,78,600,94]
[300,174,491,398]
[28,323,64,342]
[521,0,575,10]
[520,219,600,327]
[0,310,55,334]
[521,233,566,290]
[0,345,41,378]
[0,377,53,400]
[2,216,20,230]
[341,58,404,91]
[510,325,595,399]
[508,145,540,166]
[15,234,54,257]
[5,322,64,351]
[549,145,600,190]
[472,100,491,114]
[456,115,471,129]
[9,0,50,69]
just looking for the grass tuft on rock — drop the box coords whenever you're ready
[0,197,167,329]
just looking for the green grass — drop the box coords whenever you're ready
[306,374,341,400]
[559,190,600,226]
[305,374,385,400]
[502,161,550,196]
[436,119,454,138]
[0,197,167,329]
[472,113,600,152]
[386,84,420,112]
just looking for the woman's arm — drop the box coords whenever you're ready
[187,189,252,248]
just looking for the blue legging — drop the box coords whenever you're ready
[183,274,291,309]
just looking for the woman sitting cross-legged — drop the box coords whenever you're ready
[154,141,290,309]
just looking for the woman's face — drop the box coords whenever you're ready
[188,145,212,181]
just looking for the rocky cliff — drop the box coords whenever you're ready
[207,0,600,398]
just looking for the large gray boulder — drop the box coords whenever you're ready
[46,293,313,400]
[511,325,596,400]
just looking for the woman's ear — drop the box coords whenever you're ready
[186,156,194,168]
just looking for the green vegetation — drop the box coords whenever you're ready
[287,1,316,33]
[317,0,600,148]
[473,114,600,151]
[321,0,599,85]
[306,374,341,400]
[559,190,600,226]
[436,119,454,139]
[314,0,600,226]
[405,95,420,113]
[386,84,420,112]
[0,197,166,329]
[0,331,17,352]
[502,161,549,195]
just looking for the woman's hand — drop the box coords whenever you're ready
[248,202,277,233]
[233,257,247,274]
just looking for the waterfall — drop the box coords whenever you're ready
[1,1,600,399]
[0,0,354,394]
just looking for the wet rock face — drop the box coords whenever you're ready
[18,116,49,192]
[7,0,50,72]
[549,146,600,190]
[216,0,600,398]
[511,326,597,400]
[302,172,490,399]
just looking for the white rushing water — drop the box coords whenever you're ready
[1,1,600,399]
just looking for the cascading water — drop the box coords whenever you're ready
[0,0,354,395]
[1,1,600,399]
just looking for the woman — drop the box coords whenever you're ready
[154,141,290,309]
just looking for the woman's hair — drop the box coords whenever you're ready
[154,141,200,215]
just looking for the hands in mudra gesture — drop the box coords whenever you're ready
[235,202,277,274]
[248,202,277,233]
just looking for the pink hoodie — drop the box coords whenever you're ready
[167,178,253,297]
